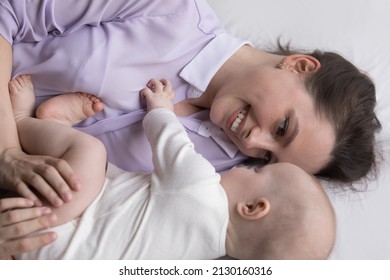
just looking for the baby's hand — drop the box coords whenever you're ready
[140,79,175,112]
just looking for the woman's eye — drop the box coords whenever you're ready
[263,151,272,163]
[276,117,289,137]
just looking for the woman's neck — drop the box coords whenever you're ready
[205,45,284,99]
[173,99,204,116]
[174,45,284,117]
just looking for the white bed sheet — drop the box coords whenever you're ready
[207,0,390,259]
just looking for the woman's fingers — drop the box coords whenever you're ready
[1,148,80,207]
[0,231,57,258]
[50,158,81,192]
[0,197,34,213]
[0,212,56,239]
[20,171,63,207]
[0,197,56,231]
[0,204,52,227]
[29,157,81,206]
[0,198,58,258]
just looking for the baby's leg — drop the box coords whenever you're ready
[36,92,104,126]
[9,75,106,226]
[8,75,36,121]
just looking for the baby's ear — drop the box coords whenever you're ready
[237,198,270,220]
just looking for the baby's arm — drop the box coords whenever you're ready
[141,79,220,188]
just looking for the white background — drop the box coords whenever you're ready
[207,0,390,260]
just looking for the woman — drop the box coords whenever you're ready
[0,0,381,256]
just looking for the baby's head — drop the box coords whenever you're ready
[221,162,336,260]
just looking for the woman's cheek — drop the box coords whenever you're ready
[209,106,223,127]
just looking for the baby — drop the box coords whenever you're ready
[9,75,335,260]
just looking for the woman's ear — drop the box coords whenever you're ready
[237,198,270,220]
[283,54,321,75]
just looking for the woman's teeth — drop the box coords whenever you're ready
[230,109,247,133]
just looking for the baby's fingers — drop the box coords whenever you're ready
[160,79,173,95]
[140,87,154,99]
[147,79,164,92]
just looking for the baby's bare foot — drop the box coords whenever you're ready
[36,92,104,126]
[9,75,36,122]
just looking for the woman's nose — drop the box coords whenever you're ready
[242,126,273,150]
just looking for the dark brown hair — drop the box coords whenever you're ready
[276,43,382,185]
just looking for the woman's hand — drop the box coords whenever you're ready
[0,148,81,207]
[0,197,57,259]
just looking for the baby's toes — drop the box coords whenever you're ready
[21,75,33,88]
[9,80,21,95]
[17,75,33,89]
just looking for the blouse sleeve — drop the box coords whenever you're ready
[0,0,194,44]
[143,108,220,191]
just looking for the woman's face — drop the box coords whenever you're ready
[209,66,335,174]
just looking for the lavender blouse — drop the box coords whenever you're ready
[0,0,249,172]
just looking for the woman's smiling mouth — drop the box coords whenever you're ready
[229,105,250,134]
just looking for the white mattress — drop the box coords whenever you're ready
[208,0,390,259]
